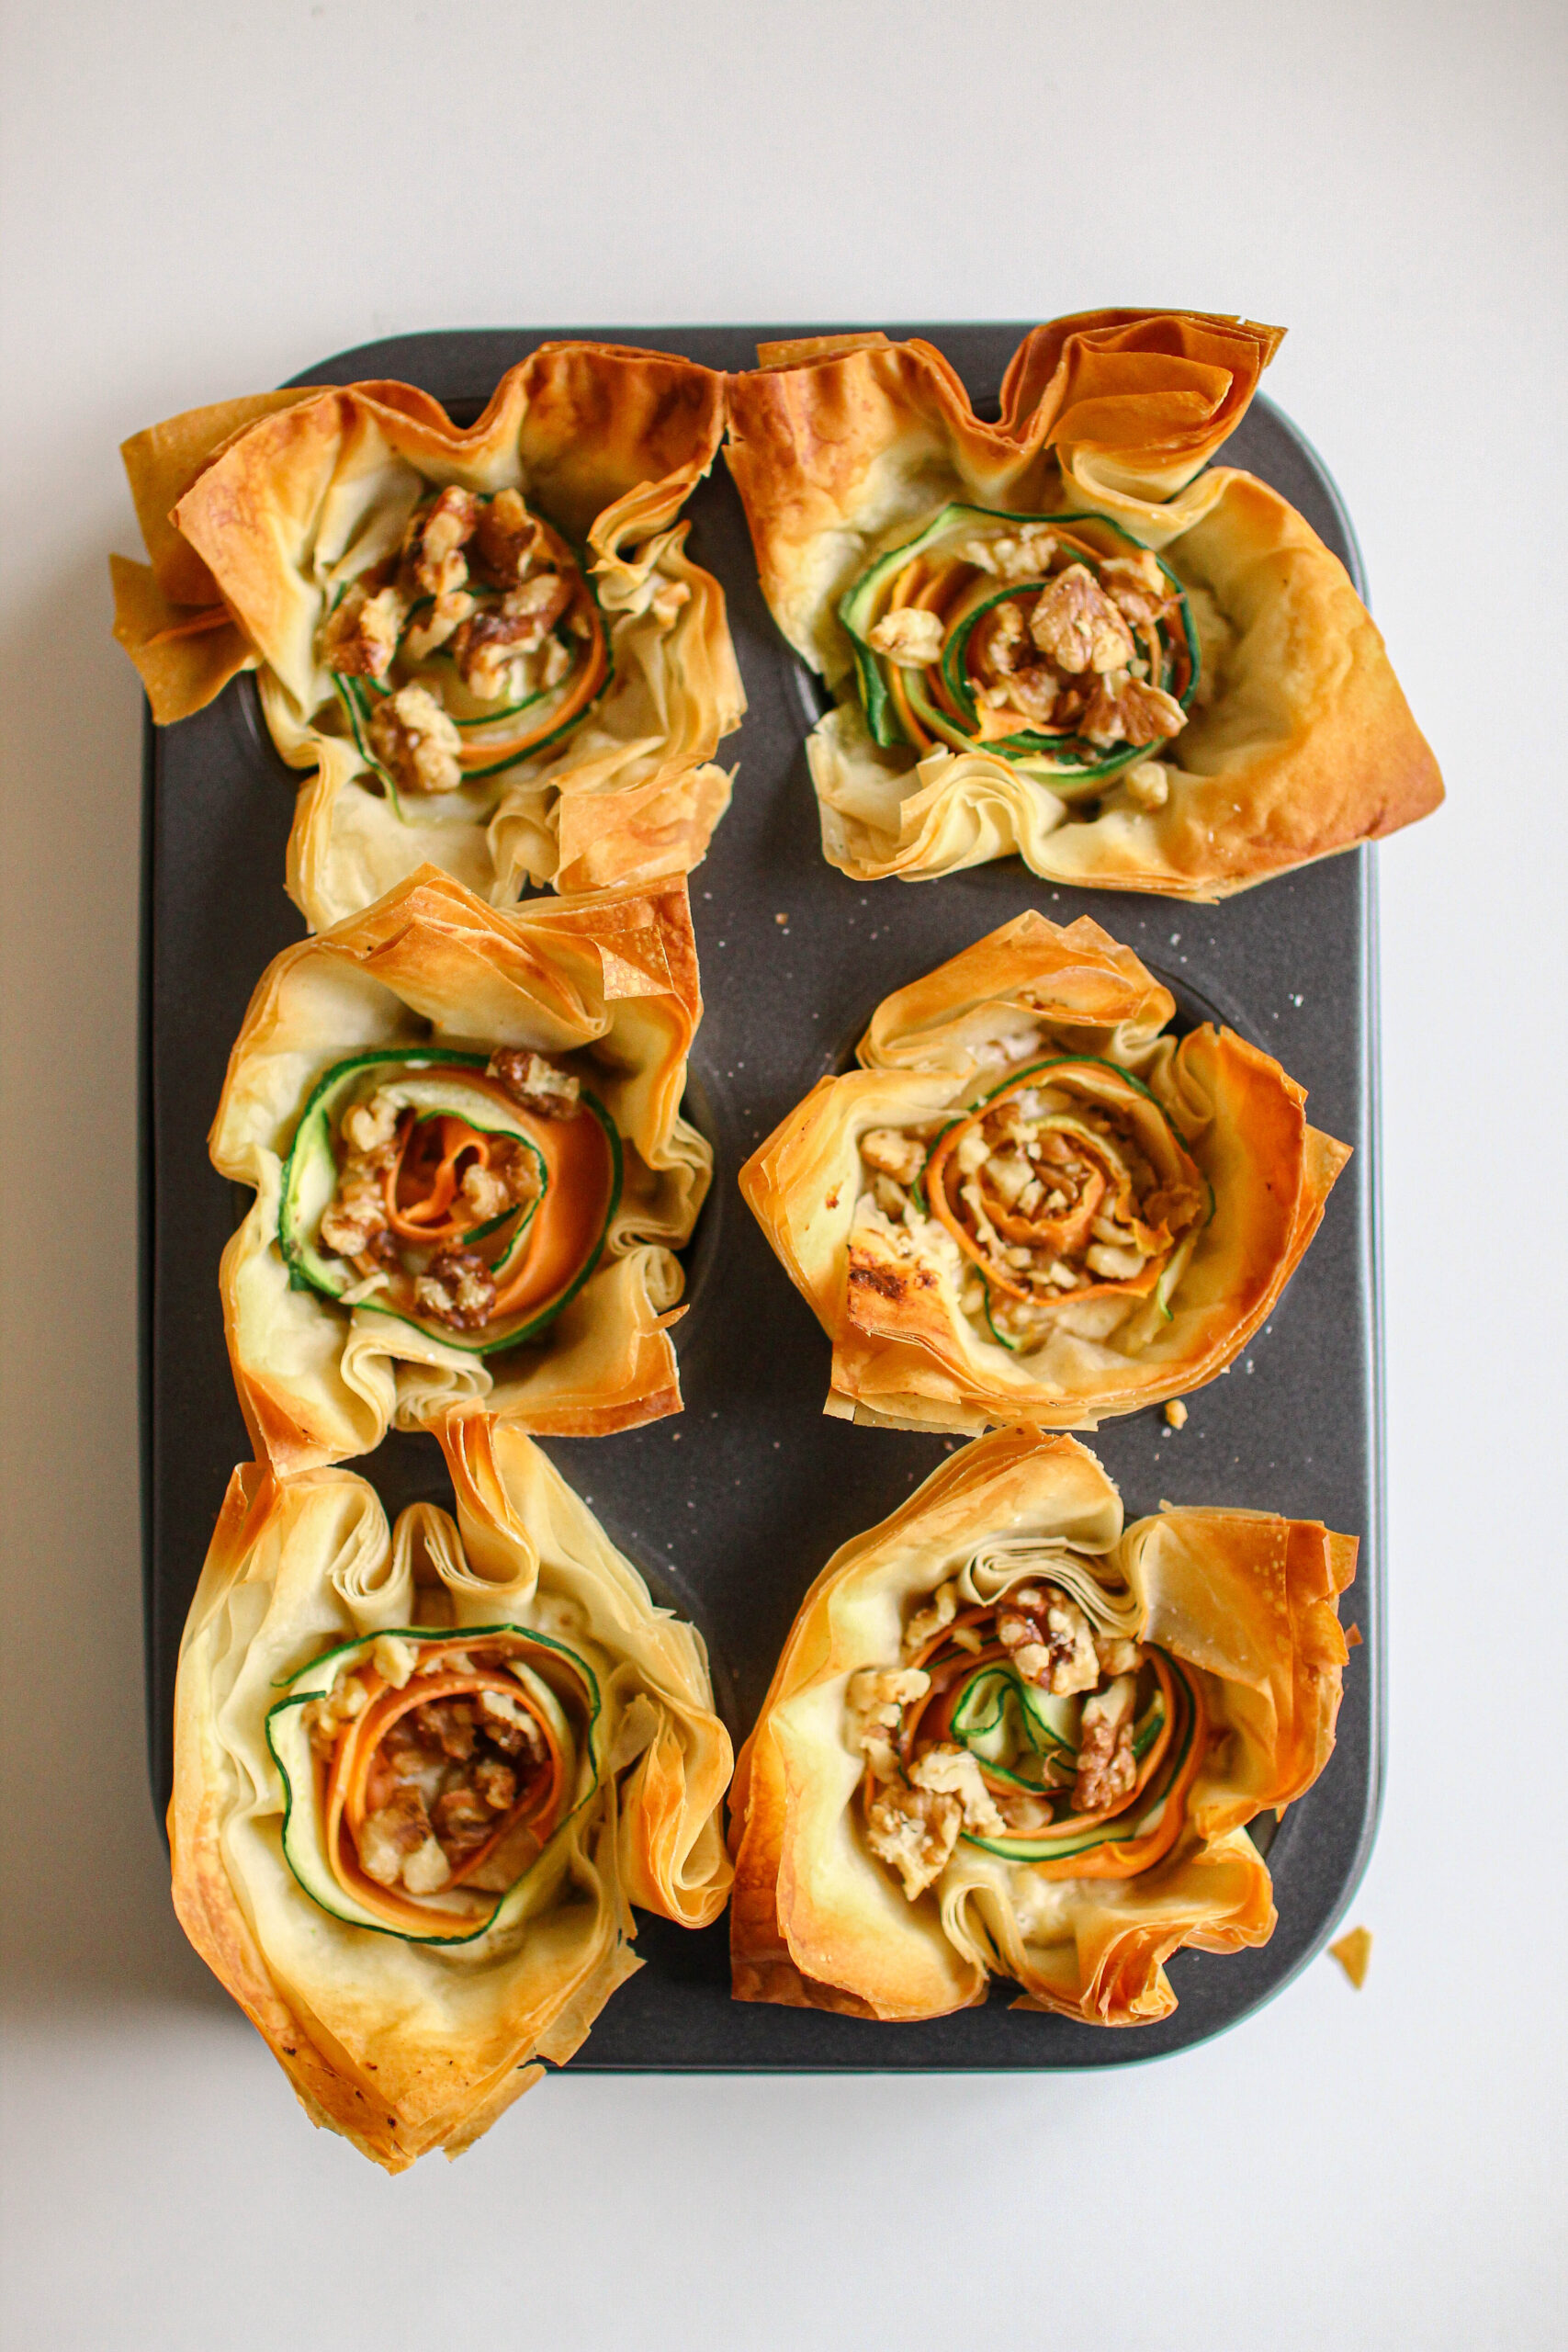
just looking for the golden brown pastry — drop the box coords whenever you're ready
[172,1415,733,2168]
[740,910,1348,1433]
[725,311,1441,896]
[212,865,708,1472]
[112,345,744,925]
[730,1427,1354,2025]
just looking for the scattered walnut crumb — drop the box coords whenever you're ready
[1165,1398,1189,1430]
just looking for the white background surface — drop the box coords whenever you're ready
[2,3,1565,2345]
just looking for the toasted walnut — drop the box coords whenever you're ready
[847,1667,930,1729]
[974,598,1027,680]
[1075,1674,1138,1814]
[1100,550,1169,627]
[414,1248,497,1331]
[962,525,1057,582]
[870,1174,909,1219]
[367,683,463,794]
[451,580,570,699]
[402,486,479,599]
[403,589,476,662]
[473,489,543,587]
[479,1687,546,1757]
[487,1048,581,1118]
[859,1128,926,1186]
[341,1091,401,1161]
[460,1161,512,1222]
[1095,1636,1142,1678]
[412,1699,478,1760]
[865,1783,962,1898]
[303,1673,369,1758]
[904,1580,958,1657]
[1086,1240,1148,1280]
[1029,565,1136,675]
[999,1587,1100,1696]
[909,1743,1005,1837]
[322,582,407,681]
[319,1170,391,1261]
[358,1787,447,1889]
[867,606,942,666]
[432,1783,496,1859]
[1080,670,1187,751]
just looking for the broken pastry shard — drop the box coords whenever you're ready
[729,1428,1355,2026]
[211,865,707,1472]
[171,1418,732,2170]
[725,311,1440,897]
[111,345,744,925]
[740,910,1348,1435]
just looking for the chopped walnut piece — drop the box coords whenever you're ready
[998,1792,1055,1835]
[1028,564,1136,675]
[403,588,476,662]
[357,1787,447,1888]
[414,1247,497,1331]
[847,1667,930,1728]
[319,1170,391,1261]
[479,1686,545,1757]
[859,1128,926,1186]
[451,582,565,700]
[865,1783,962,1898]
[1074,1675,1138,1815]
[904,1580,958,1657]
[1095,1636,1142,1678]
[1100,550,1170,627]
[322,582,407,681]
[367,683,463,794]
[473,489,543,587]
[1080,670,1187,751]
[402,486,479,599]
[472,1756,518,1813]
[341,1091,401,1161]
[432,1783,495,1860]
[909,1743,1005,1837]
[999,1587,1100,1696]
[962,524,1058,583]
[1165,1397,1189,1430]
[867,606,943,666]
[412,1699,478,1760]
[460,1161,513,1222]
[487,1048,581,1119]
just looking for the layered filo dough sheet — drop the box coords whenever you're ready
[725,309,1441,896]
[211,865,708,1470]
[171,1416,733,2169]
[742,910,1349,1434]
[112,345,745,926]
[729,1428,1354,2027]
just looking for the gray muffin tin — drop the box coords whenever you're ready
[141,324,1382,2068]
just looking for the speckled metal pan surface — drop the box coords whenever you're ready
[141,324,1383,2068]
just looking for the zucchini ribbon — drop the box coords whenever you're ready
[278,1046,620,1356]
[842,503,1197,794]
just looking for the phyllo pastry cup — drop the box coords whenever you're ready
[725,310,1441,897]
[112,345,744,925]
[212,866,708,1472]
[171,1416,733,2168]
[740,910,1348,1435]
[730,1427,1354,2026]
